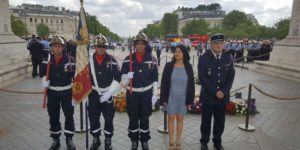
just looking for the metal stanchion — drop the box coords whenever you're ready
[239,84,255,131]
[157,110,168,134]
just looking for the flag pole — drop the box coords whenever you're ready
[85,99,89,149]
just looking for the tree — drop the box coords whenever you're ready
[195,3,221,11]
[36,23,49,37]
[209,25,224,35]
[86,15,121,41]
[181,19,209,36]
[223,10,252,30]
[142,24,163,40]
[258,25,276,39]
[274,18,290,40]
[10,14,28,37]
[161,13,178,35]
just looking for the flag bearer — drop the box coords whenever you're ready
[88,34,121,150]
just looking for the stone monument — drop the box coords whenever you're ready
[0,0,31,87]
[255,0,300,81]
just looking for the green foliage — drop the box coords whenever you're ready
[181,19,209,36]
[196,3,221,11]
[10,14,28,37]
[86,15,121,41]
[274,19,290,39]
[223,10,252,30]
[142,24,163,40]
[140,4,290,40]
[36,23,49,37]
[161,13,179,35]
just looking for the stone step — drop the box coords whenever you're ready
[254,61,300,82]
[0,63,32,88]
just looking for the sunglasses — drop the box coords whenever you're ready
[96,45,107,48]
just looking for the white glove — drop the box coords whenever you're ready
[108,80,121,95]
[42,76,50,88]
[151,95,157,106]
[100,91,113,103]
[127,72,134,79]
[121,74,129,86]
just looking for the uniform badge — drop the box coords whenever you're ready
[208,68,212,75]
[139,69,142,73]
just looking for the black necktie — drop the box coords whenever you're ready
[216,55,220,60]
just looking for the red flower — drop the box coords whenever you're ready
[226,101,236,114]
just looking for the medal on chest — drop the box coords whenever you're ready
[208,68,212,75]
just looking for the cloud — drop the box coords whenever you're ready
[9,0,293,37]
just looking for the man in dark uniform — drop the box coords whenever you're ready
[121,32,158,150]
[28,35,44,78]
[88,34,121,150]
[41,36,76,150]
[198,33,235,150]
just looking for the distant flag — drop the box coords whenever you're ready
[72,0,92,103]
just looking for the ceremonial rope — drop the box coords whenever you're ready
[233,52,272,61]
[252,84,300,100]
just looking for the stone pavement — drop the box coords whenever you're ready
[0,48,300,150]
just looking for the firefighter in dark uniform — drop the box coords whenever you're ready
[41,36,76,150]
[198,33,235,150]
[88,34,121,150]
[121,32,158,150]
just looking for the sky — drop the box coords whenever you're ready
[9,0,293,37]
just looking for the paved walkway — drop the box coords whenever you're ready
[0,48,300,150]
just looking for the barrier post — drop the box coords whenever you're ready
[157,106,168,134]
[238,83,255,131]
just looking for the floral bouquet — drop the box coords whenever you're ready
[232,99,247,116]
[225,101,236,114]
[114,92,127,112]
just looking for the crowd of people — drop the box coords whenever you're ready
[26,35,77,78]
[196,39,273,62]
[149,38,273,65]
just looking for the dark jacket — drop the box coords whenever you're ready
[121,52,158,89]
[90,53,121,89]
[160,61,195,106]
[198,51,235,105]
[29,41,44,62]
[40,53,75,96]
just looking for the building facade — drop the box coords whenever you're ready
[10,4,79,40]
[174,7,225,35]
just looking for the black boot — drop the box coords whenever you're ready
[214,143,224,150]
[200,143,208,150]
[141,141,149,150]
[48,138,60,150]
[66,137,76,150]
[90,137,101,150]
[131,141,138,150]
[105,139,112,150]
